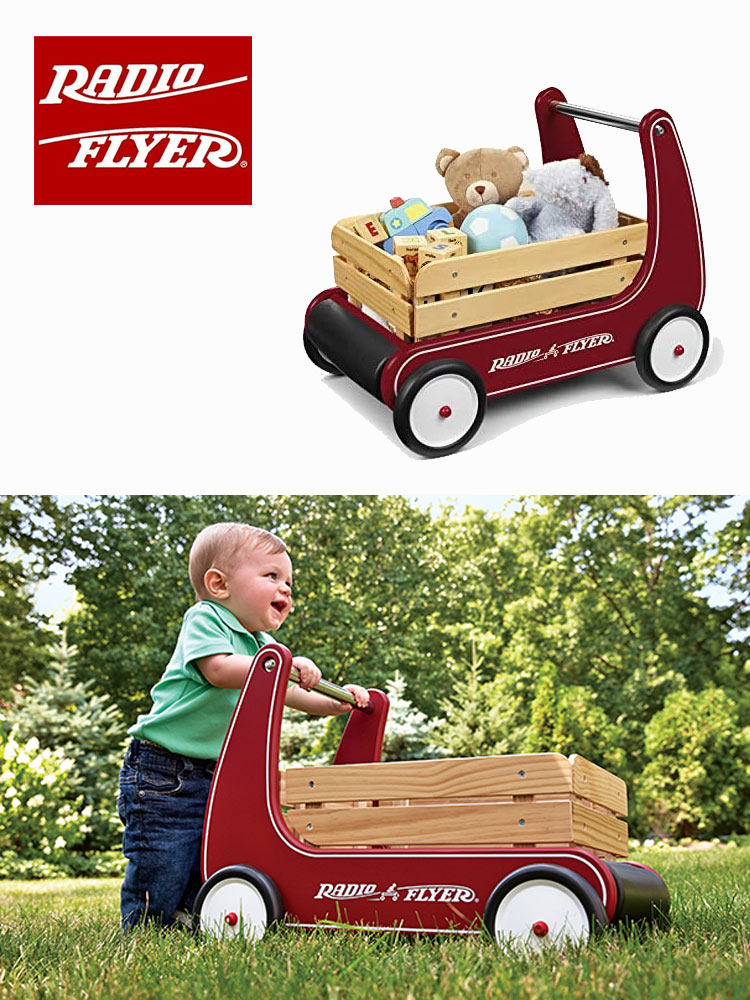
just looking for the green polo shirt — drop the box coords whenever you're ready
[128,601,273,760]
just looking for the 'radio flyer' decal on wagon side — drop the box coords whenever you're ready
[488,332,614,373]
[34,36,252,205]
[315,882,479,903]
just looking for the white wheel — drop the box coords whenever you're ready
[635,305,709,390]
[199,876,268,940]
[195,866,284,941]
[393,360,486,457]
[484,866,607,952]
[648,316,705,383]
[491,878,590,950]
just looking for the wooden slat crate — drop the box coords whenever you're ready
[281,752,628,859]
[331,206,647,342]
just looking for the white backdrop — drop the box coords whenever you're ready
[5,2,744,493]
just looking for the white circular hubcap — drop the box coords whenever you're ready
[492,879,590,951]
[409,374,479,448]
[649,316,705,382]
[199,877,268,940]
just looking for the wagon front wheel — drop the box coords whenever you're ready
[484,865,608,951]
[195,865,284,940]
[635,304,709,390]
[393,360,486,457]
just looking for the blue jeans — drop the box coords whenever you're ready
[118,739,216,929]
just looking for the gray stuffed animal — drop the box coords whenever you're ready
[506,154,618,242]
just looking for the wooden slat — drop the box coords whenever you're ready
[414,223,646,299]
[413,260,642,339]
[284,753,572,805]
[332,222,411,298]
[285,798,622,849]
[572,802,628,857]
[571,755,628,817]
[333,256,413,339]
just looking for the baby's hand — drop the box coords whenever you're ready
[292,656,321,691]
[344,684,370,710]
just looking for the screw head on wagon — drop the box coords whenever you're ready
[303,87,709,458]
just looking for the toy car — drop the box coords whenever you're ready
[195,643,670,950]
[380,197,454,253]
[304,87,708,457]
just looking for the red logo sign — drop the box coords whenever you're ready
[34,36,252,205]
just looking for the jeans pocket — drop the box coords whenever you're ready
[138,754,184,796]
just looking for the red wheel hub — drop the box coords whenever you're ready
[673,344,685,356]
[532,920,549,937]
[225,911,238,926]
[439,405,452,419]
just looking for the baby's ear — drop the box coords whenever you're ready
[509,146,529,169]
[436,148,460,176]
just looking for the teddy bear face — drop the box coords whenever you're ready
[436,146,528,223]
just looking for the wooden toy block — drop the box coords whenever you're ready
[427,226,468,254]
[393,235,429,278]
[353,214,388,244]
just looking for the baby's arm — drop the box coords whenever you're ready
[195,653,369,714]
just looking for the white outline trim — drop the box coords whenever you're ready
[203,649,611,912]
[391,118,705,396]
[38,126,241,148]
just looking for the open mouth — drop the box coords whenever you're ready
[271,600,288,613]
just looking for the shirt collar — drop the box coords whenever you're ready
[203,601,253,635]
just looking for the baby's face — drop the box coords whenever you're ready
[222,547,293,633]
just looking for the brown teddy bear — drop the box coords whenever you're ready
[436,146,529,226]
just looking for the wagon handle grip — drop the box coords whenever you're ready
[290,666,367,710]
[551,101,644,133]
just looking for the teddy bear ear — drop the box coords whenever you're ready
[436,148,460,176]
[509,146,529,169]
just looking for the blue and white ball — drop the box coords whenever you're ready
[460,204,529,253]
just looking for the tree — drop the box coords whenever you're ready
[3,634,125,852]
[58,496,447,717]
[380,672,444,761]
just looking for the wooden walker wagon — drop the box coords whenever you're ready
[195,643,669,949]
[303,87,708,456]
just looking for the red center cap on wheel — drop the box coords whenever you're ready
[225,912,238,926]
[532,920,549,937]
[674,344,685,356]
[439,405,452,419]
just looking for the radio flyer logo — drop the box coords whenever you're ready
[34,36,252,205]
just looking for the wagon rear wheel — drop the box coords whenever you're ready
[195,865,284,940]
[484,865,608,951]
[393,360,486,458]
[635,304,709,390]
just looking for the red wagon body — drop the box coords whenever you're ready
[196,643,669,948]
[304,88,708,456]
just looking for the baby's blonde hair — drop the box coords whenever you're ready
[189,522,287,601]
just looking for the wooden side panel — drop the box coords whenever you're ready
[284,753,572,805]
[413,222,647,298]
[413,260,642,340]
[332,257,413,339]
[332,222,411,298]
[572,802,628,857]
[285,799,578,847]
[571,755,628,817]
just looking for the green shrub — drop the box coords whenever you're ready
[638,687,750,838]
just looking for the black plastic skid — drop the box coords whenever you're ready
[606,861,671,926]
[304,297,397,402]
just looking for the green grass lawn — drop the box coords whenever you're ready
[1,846,748,1000]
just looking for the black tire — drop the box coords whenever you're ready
[635,304,709,390]
[194,865,284,939]
[393,359,486,458]
[303,329,341,376]
[483,864,608,948]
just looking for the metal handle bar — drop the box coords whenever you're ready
[551,101,641,133]
[290,667,357,706]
